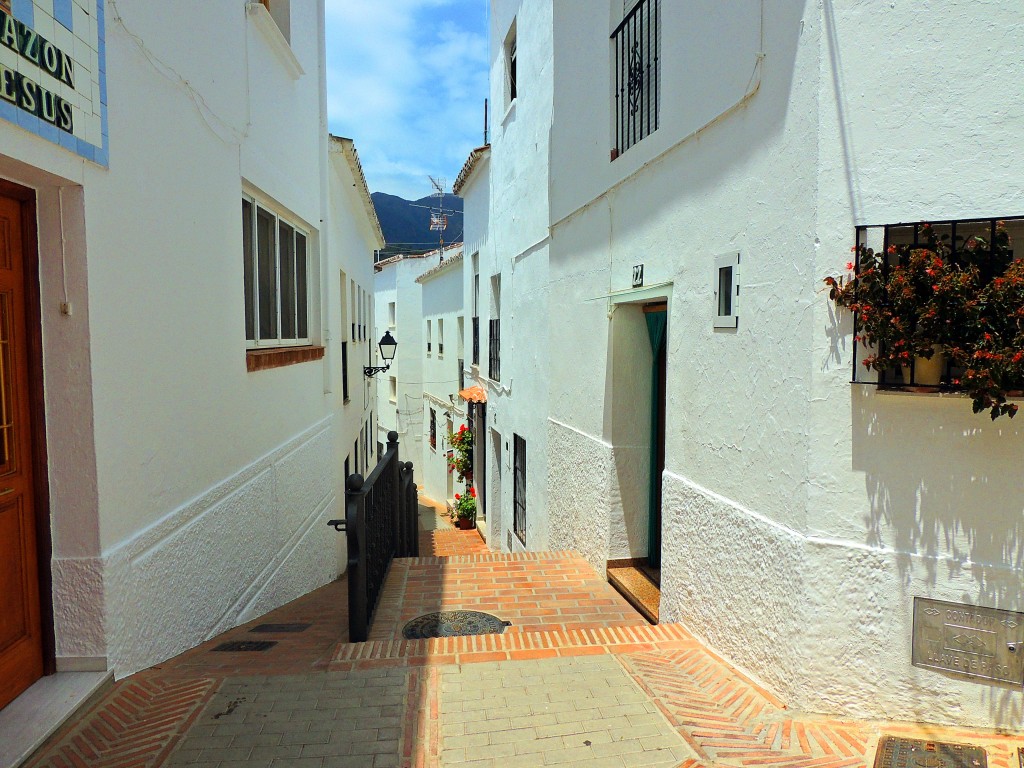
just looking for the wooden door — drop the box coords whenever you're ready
[0,190,43,710]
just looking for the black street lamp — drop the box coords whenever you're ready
[364,330,397,377]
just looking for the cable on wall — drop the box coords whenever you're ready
[108,0,252,146]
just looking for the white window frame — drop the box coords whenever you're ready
[504,20,518,109]
[242,194,312,348]
[713,252,740,329]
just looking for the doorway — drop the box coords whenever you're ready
[0,183,47,710]
[644,303,667,571]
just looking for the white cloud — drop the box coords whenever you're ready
[325,0,488,200]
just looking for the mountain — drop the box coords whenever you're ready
[371,192,463,257]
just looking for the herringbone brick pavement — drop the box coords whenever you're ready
[21,674,215,768]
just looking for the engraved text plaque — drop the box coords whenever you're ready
[913,597,1024,685]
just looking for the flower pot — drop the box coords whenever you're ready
[914,345,945,386]
[456,518,475,530]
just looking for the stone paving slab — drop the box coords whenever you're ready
[436,655,697,768]
[165,670,410,768]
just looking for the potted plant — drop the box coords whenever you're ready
[450,485,477,529]
[825,220,1023,419]
[446,424,473,482]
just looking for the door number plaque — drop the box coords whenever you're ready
[912,597,1024,685]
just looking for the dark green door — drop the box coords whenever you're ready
[644,305,667,568]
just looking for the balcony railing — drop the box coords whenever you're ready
[472,316,480,365]
[489,318,501,382]
[612,0,660,157]
[327,431,418,642]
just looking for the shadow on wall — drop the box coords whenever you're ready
[851,388,1024,724]
[851,386,1024,606]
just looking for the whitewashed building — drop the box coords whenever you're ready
[415,249,467,506]
[373,244,465,506]
[479,0,1024,729]
[0,0,382,728]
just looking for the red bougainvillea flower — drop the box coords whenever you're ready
[887,245,897,255]
[469,487,476,497]
[845,261,855,271]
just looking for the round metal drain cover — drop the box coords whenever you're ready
[402,611,509,640]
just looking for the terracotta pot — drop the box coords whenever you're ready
[456,518,475,530]
[914,345,945,386]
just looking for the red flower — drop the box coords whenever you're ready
[469,487,476,497]
[887,245,897,255]
[454,494,461,500]
[845,261,854,271]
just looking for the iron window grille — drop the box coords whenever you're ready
[472,316,480,365]
[611,0,660,159]
[513,434,526,545]
[851,216,1024,388]
[429,408,437,450]
[489,318,501,382]
[341,341,350,402]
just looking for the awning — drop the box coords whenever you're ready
[458,385,487,403]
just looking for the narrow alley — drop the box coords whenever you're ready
[12,501,1021,768]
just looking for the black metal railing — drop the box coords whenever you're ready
[612,0,660,157]
[489,318,500,382]
[472,316,480,365]
[327,431,418,642]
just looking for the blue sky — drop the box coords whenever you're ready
[324,0,490,201]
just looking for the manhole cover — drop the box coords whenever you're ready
[874,736,987,768]
[402,611,509,640]
[250,623,312,633]
[212,640,277,652]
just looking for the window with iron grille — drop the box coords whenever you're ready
[429,408,437,450]
[472,316,480,365]
[513,434,526,545]
[851,216,1024,388]
[341,341,350,402]
[611,0,660,158]
[489,318,501,381]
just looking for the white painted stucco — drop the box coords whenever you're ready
[476,0,1024,729]
[0,0,382,681]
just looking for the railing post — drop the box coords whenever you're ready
[399,461,418,557]
[387,430,400,558]
[345,473,368,643]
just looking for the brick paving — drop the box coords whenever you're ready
[19,494,1024,768]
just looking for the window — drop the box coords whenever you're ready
[354,439,359,474]
[513,434,526,545]
[438,318,444,357]
[489,275,501,381]
[429,408,437,450]
[242,196,310,347]
[714,252,740,329]
[388,301,396,329]
[389,376,397,403]
[341,342,350,402]
[504,21,517,107]
[611,0,660,158]
[472,254,480,366]
[259,0,291,42]
[427,319,432,354]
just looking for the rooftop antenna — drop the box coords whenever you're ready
[411,176,461,261]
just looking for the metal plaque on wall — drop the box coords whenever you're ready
[912,597,1024,685]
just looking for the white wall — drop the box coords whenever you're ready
[418,254,466,504]
[487,0,1024,729]
[0,0,381,677]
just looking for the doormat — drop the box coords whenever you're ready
[402,611,510,640]
[212,640,278,652]
[250,623,312,633]
[874,735,986,768]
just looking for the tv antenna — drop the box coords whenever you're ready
[411,176,462,260]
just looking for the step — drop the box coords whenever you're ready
[606,562,661,624]
[0,670,113,768]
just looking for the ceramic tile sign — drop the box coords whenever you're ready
[912,597,1024,685]
[0,0,107,165]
